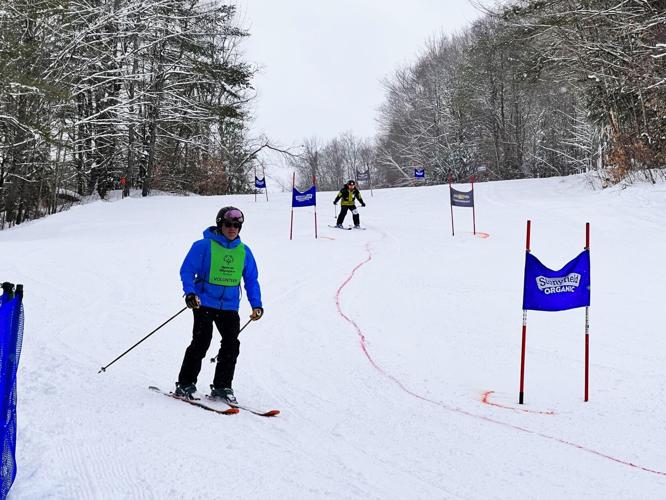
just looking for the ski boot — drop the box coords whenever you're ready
[210,386,238,405]
[174,382,197,399]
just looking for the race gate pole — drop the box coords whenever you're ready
[519,219,531,404]
[471,175,476,235]
[584,222,590,402]
[289,172,295,240]
[263,165,269,202]
[313,174,318,239]
[449,175,455,237]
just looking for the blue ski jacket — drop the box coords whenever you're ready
[180,227,262,311]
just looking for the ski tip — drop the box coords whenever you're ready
[261,410,280,417]
[224,408,241,415]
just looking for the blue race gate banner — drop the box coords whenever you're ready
[450,187,474,207]
[522,250,591,311]
[292,185,316,207]
[414,168,425,178]
[356,170,369,182]
[255,176,266,189]
[0,283,24,498]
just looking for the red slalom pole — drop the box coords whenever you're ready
[519,311,528,404]
[313,174,318,239]
[289,172,295,240]
[263,166,269,202]
[449,175,455,236]
[471,175,476,235]
[289,208,294,240]
[519,219,531,404]
[584,222,590,402]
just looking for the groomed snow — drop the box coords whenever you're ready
[1,175,665,499]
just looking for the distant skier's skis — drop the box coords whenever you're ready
[148,386,239,415]
[328,225,366,230]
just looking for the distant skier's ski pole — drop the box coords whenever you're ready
[98,306,188,373]
[209,318,253,363]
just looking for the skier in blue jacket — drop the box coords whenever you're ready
[175,206,263,403]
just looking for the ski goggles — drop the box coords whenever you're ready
[222,221,242,229]
[223,209,244,224]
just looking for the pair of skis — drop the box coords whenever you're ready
[148,386,279,417]
[328,225,366,231]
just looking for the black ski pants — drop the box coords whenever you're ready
[178,306,241,389]
[336,205,359,226]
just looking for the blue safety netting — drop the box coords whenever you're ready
[0,285,24,499]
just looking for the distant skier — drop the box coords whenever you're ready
[175,206,263,404]
[333,179,366,228]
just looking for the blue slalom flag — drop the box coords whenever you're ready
[292,185,316,207]
[0,284,24,498]
[522,250,591,311]
[414,168,425,178]
[255,176,266,189]
[450,187,474,207]
[356,170,369,182]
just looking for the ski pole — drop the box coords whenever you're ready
[209,317,254,363]
[99,306,188,373]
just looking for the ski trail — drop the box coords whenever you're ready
[334,243,666,478]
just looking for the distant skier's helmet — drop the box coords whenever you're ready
[216,206,244,229]
[347,180,356,186]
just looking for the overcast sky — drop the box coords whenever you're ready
[237,1,484,148]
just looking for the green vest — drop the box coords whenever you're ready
[208,241,246,286]
[340,190,356,206]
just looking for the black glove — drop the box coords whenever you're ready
[250,307,264,321]
[361,202,366,207]
[333,200,338,205]
[185,293,201,309]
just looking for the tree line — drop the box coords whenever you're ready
[296,0,665,190]
[0,0,257,228]
[2,1,663,227]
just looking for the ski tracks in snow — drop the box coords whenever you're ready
[334,233,666,479]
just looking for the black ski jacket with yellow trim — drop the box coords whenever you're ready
[334,186,364,207]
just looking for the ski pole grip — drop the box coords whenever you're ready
[2,282,14,299]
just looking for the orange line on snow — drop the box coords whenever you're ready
[481,390,555,415]
[334,245,666,477]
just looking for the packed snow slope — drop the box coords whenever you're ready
[1,175,665,499]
